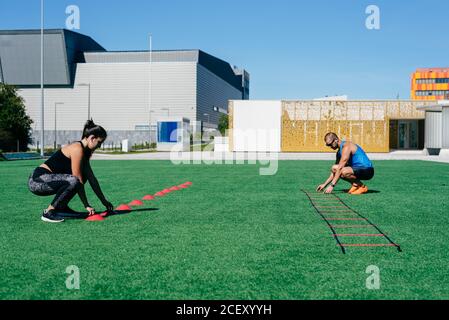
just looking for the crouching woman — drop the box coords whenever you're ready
[28,120,113,223]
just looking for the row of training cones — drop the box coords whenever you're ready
[85,182,193,222]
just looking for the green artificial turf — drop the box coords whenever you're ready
[1,159,448,300]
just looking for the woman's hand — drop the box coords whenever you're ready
[102,200,114,212]
[316,184,327,192]
[86,207,96,216]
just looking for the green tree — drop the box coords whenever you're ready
[0,83,33,152]
[218,114,229,136]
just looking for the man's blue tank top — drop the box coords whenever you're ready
[338,140,373,168]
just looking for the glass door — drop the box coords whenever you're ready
[398,120,418,149]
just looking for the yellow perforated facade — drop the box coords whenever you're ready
[229,100,434,153]
[281,100,431,152]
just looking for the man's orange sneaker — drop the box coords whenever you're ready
[351,185,369,195]
[348,186,359,194]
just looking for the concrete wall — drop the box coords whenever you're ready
[231,100,282,152]
[31,130,156,149]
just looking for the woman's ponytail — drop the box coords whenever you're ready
[82,119,107,140]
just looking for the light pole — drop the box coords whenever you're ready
[40,0,45,156]
[54,102,64,149]
[149,33,152,143]
[78,83,91,120]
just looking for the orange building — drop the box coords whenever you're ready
[411,68,449,101]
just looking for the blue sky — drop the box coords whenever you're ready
[1,0,448,100]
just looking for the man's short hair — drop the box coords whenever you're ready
[324,132,339,142]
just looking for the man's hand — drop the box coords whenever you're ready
[316,184,327,192]
[324,185,334,194]
[86,207,96,216]
[102,200,114,212]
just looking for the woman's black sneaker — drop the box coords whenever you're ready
[54,207,86,219]
[41,209,65,223]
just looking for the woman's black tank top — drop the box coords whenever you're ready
[44,141,90,174]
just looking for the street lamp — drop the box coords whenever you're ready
[40,0,45,156]
[78,83,91,120]
[54,102,64,149]
[149,33,152,143]
[150,110,156,144]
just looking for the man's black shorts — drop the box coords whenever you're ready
[353,167,375,180]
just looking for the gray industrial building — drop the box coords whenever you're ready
[0,29,250,148]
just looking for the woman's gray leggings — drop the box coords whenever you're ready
[28,167,81,210]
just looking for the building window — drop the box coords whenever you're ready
[416,90,449,97]
[158,122,178,143]
[416,78,449,84]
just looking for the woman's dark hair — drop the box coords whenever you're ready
[82,119,107,140]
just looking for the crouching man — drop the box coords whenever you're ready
[316,132,374,195]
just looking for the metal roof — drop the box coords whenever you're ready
[417,100,449,112]
[0,29,105,86]
[415,68,449,73]
[0,29,245,92]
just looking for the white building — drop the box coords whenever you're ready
[0,29,250,148]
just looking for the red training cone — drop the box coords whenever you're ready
[184,182,193,186]
[116,204,132,211]
[143,195,155,201]
[162,189,171,194]
[100,211,109,217]
[85,215,105,222]
[155,192,165,197]
[129,200,144,206]
[169,186,181,191]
